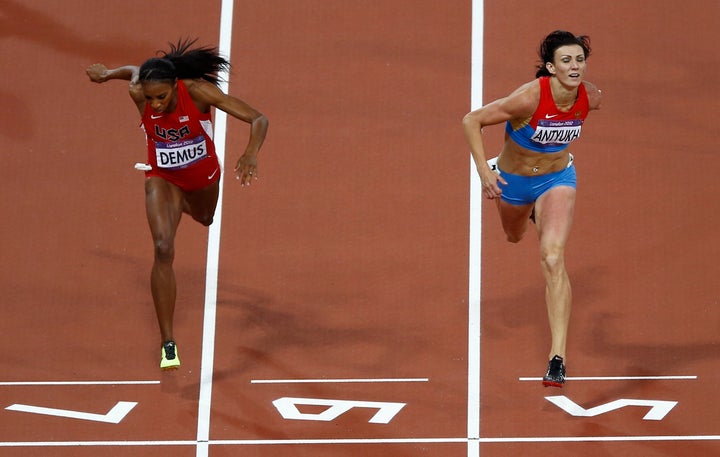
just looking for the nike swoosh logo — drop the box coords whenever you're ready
[151,114,163,119]
[545,114,559,119]
[208,168,219,180]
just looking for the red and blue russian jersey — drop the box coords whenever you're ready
[505,76,589,153]
[140,80,221,191]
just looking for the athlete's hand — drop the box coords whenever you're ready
[235,153,258,186]
[86,63,108,83]
[479,165,506,200]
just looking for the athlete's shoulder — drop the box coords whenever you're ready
[183,78,219,94]
[502,79,542,117]
[581,80,602,110]
[508,78,541,98]
[181,78,202,89]
[182,79,218,113]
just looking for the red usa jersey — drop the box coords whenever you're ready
[505,76,590,153]
[139,80,220,191]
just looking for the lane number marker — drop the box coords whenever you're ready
[5,401,137,424]
[546,395,678,421]
[272,397,406,424]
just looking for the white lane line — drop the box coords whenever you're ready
[210,435,720,444]
[0,381,160,386]
[195,1,234,456]
[3,435,720,447]
[467,2,484,457]
[476,435,720,443]
[250,378,429,384]
[519,375,698,382]
[0,441,197,447]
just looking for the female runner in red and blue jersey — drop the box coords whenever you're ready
[463,31,602,387]
[87,39,268,370]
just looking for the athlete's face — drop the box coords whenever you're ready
[546,44,586,87]
[142,80,177,114]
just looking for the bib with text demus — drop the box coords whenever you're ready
[155,135,207,169]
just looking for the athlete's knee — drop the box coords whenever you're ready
[503,223,527,243]
[540,245,565,274]
[505,230,525,243]
[185,196,217,227]
[198,217,214,227]
[192,212,214,226]
[499,203,532,243]
[154,238,175,263]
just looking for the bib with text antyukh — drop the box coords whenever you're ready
[505,76,589,153]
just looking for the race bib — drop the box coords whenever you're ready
[531,119,583,145]
[155,135,207,169]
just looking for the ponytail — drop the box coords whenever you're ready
[139,38,230,86]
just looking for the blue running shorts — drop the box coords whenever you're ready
[497,165,577,206]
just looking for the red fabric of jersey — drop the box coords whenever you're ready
[140,80,221,191]
[505,76,590,153]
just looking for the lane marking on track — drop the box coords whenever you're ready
[250,378,429,384]
[519,375,697,382]
[6,401,137,424]
[195,1,234,456]
[0,381,160,386]
[273,397,406,424]
[3,435,720,447]
[467,3,484,457]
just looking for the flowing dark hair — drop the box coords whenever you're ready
[138,38,230,86]
[535,30,591,78]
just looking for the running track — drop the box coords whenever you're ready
[1,1,718,456]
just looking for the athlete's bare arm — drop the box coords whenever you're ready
[185,79,268,183]
[86,64,145,114]
[463,80,540,198]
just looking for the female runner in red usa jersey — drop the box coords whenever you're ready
[463,31,602,387]
[87,39,268,370]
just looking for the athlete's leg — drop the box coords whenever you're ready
[497,199,535,243]
[494,166,534,243]
[534,185,576,361]
[183,180,220,227]
[145,177,184,344]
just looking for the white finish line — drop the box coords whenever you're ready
[3,435,720,447]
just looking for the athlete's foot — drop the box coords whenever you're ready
[542,355,565,387]
[160,340,180,370]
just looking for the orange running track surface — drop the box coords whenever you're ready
[1,1,719,456]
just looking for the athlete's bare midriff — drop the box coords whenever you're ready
[497,138,572,176]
